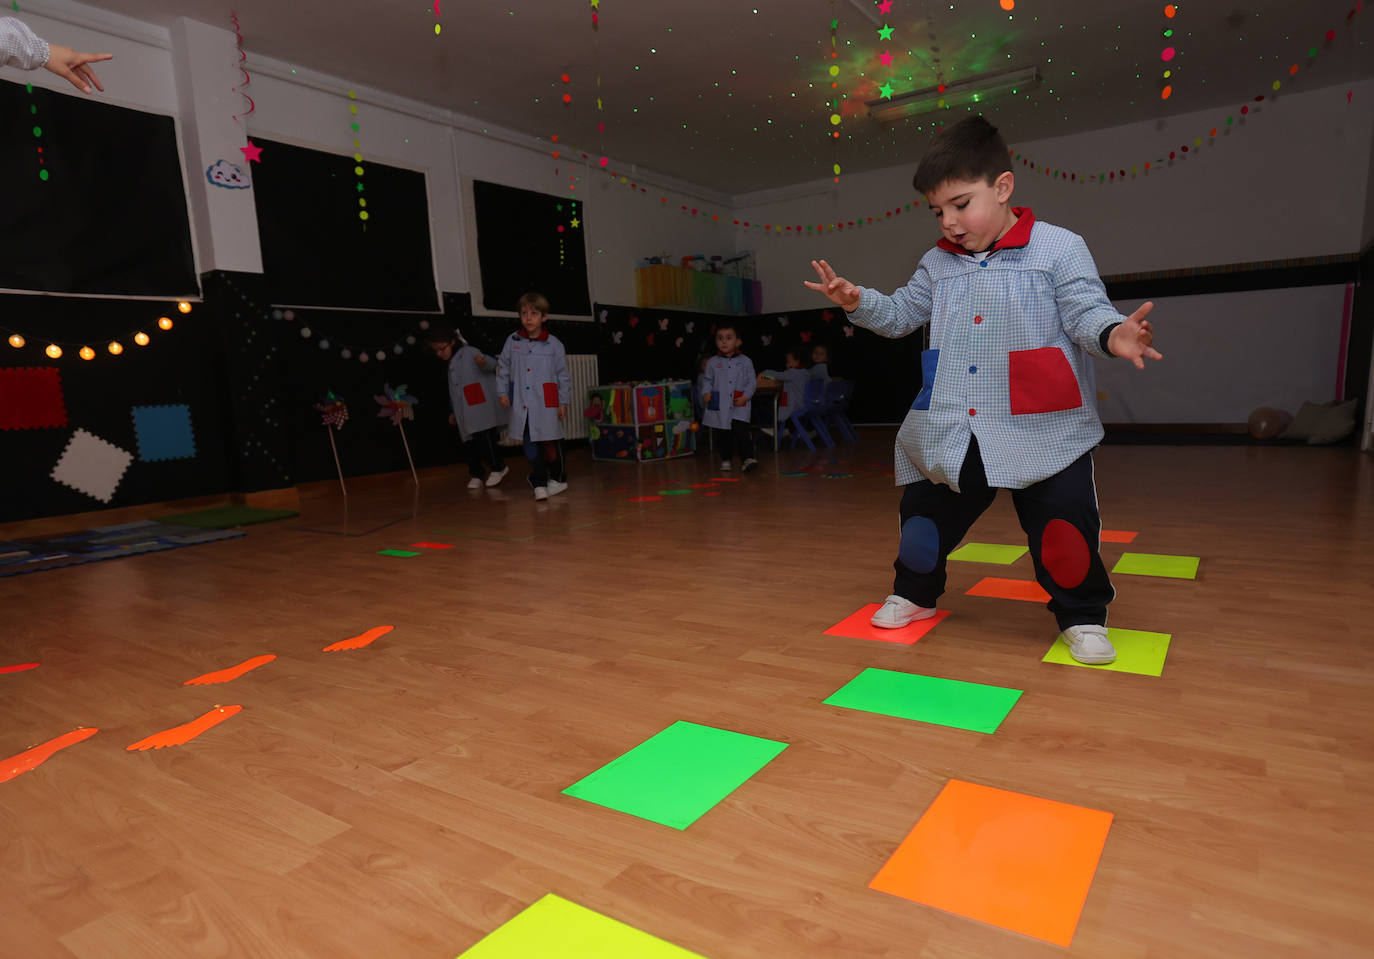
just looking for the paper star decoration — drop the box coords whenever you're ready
[877,0,894,13]
[570,217,581,228]
[239,139,263,163]
[879,50,893,66]
[877,23,894,40]
[589,0,599,7]
[878,81,895,99]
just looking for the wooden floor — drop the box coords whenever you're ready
[2,434,1372,959]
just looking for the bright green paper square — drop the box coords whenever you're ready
[377,549,421,558]
[948,542,1029,565]
[562,721,787,830]
[1111,552,1199,579]
[1043,626,1173,677]
[823,668,1023,734]
[456,893,709,958]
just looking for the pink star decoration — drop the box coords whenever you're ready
[240,139,263,163]
[877,0,893,13]
[879,50,893,66]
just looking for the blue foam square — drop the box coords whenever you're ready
[131,404,196,462]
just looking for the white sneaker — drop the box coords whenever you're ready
[546,479,568,496]
[533,486,549,501]
[466,477,484,490]
[741,457,759,473]
[1061,624,1116,664]
[484,466,509,487]
[760,427,775,437]
[870,594,938,629]
[720,460,733,471]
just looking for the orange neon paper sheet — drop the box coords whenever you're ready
[965,577,1052,602]
[322,625,393,652]
[183,654,276,686]
[1099,530,1138,543]
[126,705,242,751]
[870,779,1114,946]
[824,605,951,645]
[1,728,98,783]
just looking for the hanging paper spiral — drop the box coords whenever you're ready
[230,11,255,126]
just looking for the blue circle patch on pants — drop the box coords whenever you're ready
[899,516,941,573]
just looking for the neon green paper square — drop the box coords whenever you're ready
[456,893,709,958]
[1111,552,1199,579]
[562,721,787,829]
[948,542,1029,564]
[1043,627,1172,677]
[824,668,1023,733]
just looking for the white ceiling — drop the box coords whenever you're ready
[90,0,1372,194]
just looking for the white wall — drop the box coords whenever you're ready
[739,78,1374,313]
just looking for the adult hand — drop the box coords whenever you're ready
[804,259,861,312]
[43,44,111,95]
[1108,302,1163,370]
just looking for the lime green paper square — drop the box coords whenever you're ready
[456,893,709,958]
[563,721,787,829]
[823,668,1023,733]
[377,549,421,558]
[948,542,1029,565]
[1111,552,1199,579]
[1043,627,1172,677]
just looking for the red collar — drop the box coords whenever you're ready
[518,327,550,341]
[936,207,1035,255]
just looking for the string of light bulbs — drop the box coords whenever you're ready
[2,301,193,360]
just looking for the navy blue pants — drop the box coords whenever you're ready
[713,420,756,463]
[523,422,566,488]
[893,436,1114,630]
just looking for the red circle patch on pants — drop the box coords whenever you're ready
[1041,518,1090,588]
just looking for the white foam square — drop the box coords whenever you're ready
[50,428,134,503]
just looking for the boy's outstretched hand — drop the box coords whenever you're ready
[1108,301,1163,370]
[804,260,861,312]
[43,44,111,94]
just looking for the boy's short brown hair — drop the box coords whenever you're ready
[912,115,1013,195]
[517,292,549,315]
[423,323,459,344]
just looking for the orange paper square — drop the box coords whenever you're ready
[1100,530,1138,544]
[870,779,1113,946]
[824,605,951,645]
[965,577,1051,602]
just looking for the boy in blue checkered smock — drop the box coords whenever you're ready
[806,116,1162,665]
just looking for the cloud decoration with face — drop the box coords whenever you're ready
[206,159,251,189]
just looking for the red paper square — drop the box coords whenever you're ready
[0,367,68,431]
[824,604,951,645]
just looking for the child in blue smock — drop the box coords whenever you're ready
[701,322,758,472]
[809,343,831,381]
[760,349,811,426]
[497,292,572,500]
[426,324,508,489]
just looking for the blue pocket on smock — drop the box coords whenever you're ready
[911,349,939,411]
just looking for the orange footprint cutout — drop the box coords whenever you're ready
[184,654,276,686]
[1,728,99,783]
[126,705,242,752]
[323,625,393,652]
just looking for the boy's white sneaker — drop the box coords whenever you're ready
[546,479,569,496]
[1061,624,1116,664]
[870,594,938,629]
[466,477,484,490]
[484,466,509,487]
[533,486,549,501]
[741,457,759,472]
[720,460,733,471]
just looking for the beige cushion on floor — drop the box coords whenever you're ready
[1306,398,1358,445]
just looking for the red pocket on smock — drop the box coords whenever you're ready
[733,390,745,402]
[462,382,486,406]
[1008,347,1083,415]
[543,382,560,408]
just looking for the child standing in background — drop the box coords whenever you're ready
[497,293,572,501]
[701,322,758,473]
[426,324,508,490]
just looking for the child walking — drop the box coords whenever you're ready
[426,324,508,489]
[496,292,572,501]
[700,322,759,473]
[806,115,1162,664]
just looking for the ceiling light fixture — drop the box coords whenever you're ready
[866,65,1040,123]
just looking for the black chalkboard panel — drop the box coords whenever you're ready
[0,79,196,296]
[250,137,438,311]
[472,179,590,315]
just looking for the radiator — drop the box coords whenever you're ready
[564,354,600,440]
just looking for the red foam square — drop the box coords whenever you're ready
[0,367,68,431]
[824,604,951,645]
[409,542,455,549]
[1100,529,1138,543]
[965,577,1051,602]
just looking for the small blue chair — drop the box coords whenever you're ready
[823,379,859,442]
